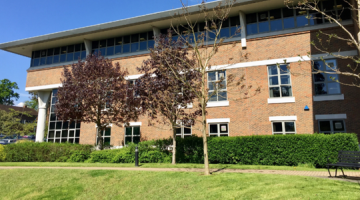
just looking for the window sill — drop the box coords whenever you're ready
[207,101,229,107]
[268,97,295,104]
[313,94,344,101]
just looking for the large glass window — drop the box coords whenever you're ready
[97,128,111,146]
[31,43,86,68]
[47,89,81,144]
[175,124,192,138]
[318,119,345,134]
[125,126,140,144]
[208,70,227,102]
[268,64,292,98]
[209,123,229,137]
[272,121,296,135]
[313,59,341,95]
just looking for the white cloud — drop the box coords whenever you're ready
[16,102,25,107]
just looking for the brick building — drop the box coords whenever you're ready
[0,0,358,146]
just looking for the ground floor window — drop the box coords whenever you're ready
[97,128,111,146]
[272,121,296,135]
[125,126,140,144]
[47,89,81,143]
[176,125,192,138]
[209,123,229,137]
[318,120,345,134]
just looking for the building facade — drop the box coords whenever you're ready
[0,0,359,146]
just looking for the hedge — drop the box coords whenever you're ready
[3,142,93,162]
[176,133,359,167]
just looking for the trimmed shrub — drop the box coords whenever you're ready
[0,145,5,162]
[68,150,91,162]
[3,142,93,162]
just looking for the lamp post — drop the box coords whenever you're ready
[135,145,139,167]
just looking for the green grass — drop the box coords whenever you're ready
[0,162,332,171]
[0,169,359,200]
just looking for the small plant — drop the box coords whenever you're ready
[0,145,6,162]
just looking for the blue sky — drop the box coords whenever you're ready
[0,0,217,106]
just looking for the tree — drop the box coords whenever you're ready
[25,92,38,111]
[0,109,36,137]
[0,79,19,106]
[285,0,360,87]
[55,54,141,150]
[154,0,259,175]
[136,35,202,164]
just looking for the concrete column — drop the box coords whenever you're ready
[153,27,161,38]
[35,91,51,142]
[84,39,92,56]
[239,11,247,48]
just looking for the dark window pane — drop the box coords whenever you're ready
[246,24,258,35]
[133,127,140,135]
[40,57,46,65]
[107,46,114,56]
[34,51,41,58]
[66,53,74,62]
[140,41,147,51]
[285,122,295,132]
[270,87,280,97]
[314,73,326,82]
[49,131,55,138]
[322,0,335,11]
[231,27,241,37]
[47,49,54,56]
[81,43,85,51]
[219,124,228,133]
[258,12,268,22]
[76,122,81,129]
[148,40,155,49]
[115,37,122,45]
[68,45,74,53]
[210,124,218,133]
[54,48,60,55]
[222,19,230,27]
[125,127,132,135]
[220,28,230,38]
[123,44,130,53]
[259,21,270,33]
[75,130,80,137]
[281,75,291,84]
[296,15,309,27]
[148,31,154,40]
[62,130,68,137]
[284,18,295,29]
[273,122,282,132]
[61,46,67,54]
[333,120,345,131]
[208,92,217,101]
[246,13,257,24]
[176,128,181,134]
[140,32,147,41]
[75,44,81,52]
[270,19,283,31]
[218,91,227,101]
[99,48,106,56]
[33,58,40,66]
[55,139,60,143]
[70,121,76,129]
[124,35,131,44]
[281,86,292,97]
[104,128,111,136]
[74,52,80,60]
[63,121,69,129]
[46,56,53,65]
[81,51,86,59]
[270,9,281,19]
[56,131,61,138]
[75,138,79,144]
[41,50,47,57]
[230,16,240,26]
[198,22,206,32]
[133,136,140,144]
[131,43,139,52]
[50,114,56,121]
[69,130,75,137]
[339,8,351,20]
[280,65,289,74]
[208,71,216,81]
[269,76,279,85]
[61,139,67,143]
[115,45,122,54]
[131,34,139,43]
[99,40,106,48]
[56,122,62,129]
[92,41,98,49]
[69,138,74,144]
[315,83,327,95]
[184,128,191,134]
[309,13,323,25]
[319,121,331,132]
[107,38,114,47]
[283,8,294,17]
[268,65,278,75]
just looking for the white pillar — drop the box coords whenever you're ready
[84,39,92,56]
[239,11,247,48]
[35,91,51,142]
[153,27,161,37]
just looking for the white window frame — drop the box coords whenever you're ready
[271,121,296,135]
[318,119,346,134]
[96,127,111,146]
[208,123,229,137]
[175,123,192,138]
[207,70,227,102]
[125,126,141,144]
[313,59,341,96]
[267,64,292,98]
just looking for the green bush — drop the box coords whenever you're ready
[3,142,93,162]
[175,133,359,167]
[68,150,91,162]
[0,145,5,162]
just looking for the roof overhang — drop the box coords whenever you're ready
[0,0,285,57]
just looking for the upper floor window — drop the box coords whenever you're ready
[272,121,296,135]
[209,123,229,137]
[318,119,345,134]
[176,125,192,138]
[125,126,140,144]
[313,59,341,95]
[208,70,227,102]
[92,31,154,56]
[268,64,292,98]
[31,43,86,67]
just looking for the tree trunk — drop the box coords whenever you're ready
[201,71,210,175]
[358,0,360,56]
[97,127,103,150]
[172,127,177,165]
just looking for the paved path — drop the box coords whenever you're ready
[1,166,359,183]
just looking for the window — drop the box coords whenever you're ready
[125,126,140,144]
[31,43,86,68]
[209,123,229,137]
[96,128,111,146]
[268,64,292,98]
[319,120,345,134]
[208,70,227,102]
[272,121,296,135]
[313,59,341,95]
[175,124,192,138]
[47,89,81,144]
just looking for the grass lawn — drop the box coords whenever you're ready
[0,162,332,171]
[0,169,359,200]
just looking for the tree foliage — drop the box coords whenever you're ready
[0,109,36,136]
[0,79,19,106]
[137,34,202,164]
[25,92,38,111]
[55,55,141,150]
